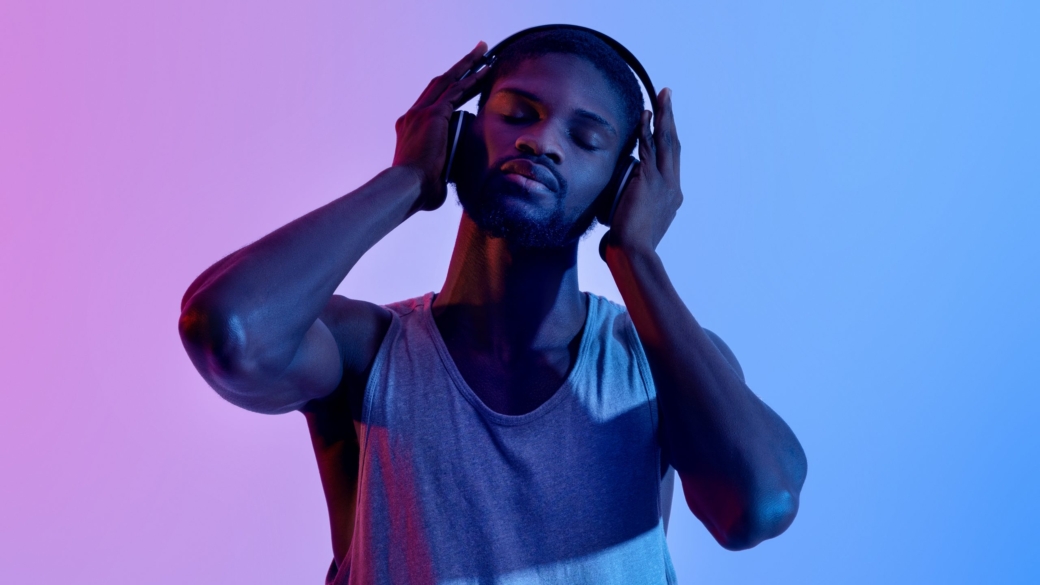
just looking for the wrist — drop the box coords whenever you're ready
[603,232,659,268]
[387,163,424,191]
[384,164,429,213]
[391,163,444,213]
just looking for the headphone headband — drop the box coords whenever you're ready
[461,24,658,114]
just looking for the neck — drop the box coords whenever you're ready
[432,213,587,352]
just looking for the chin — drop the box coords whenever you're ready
[455,171,598,250]
[456,191,546,249]
[460,195,596,251]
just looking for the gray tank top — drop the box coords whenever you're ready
[327,291,677,585]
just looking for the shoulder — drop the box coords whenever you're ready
[301,295,408,416]
[582,293,655,386]
[585,293,644,352]
[583,293,745,381]
[585,292,630,330]
[318,292,435,383]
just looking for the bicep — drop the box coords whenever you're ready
[275,295,393,413]
[321,295,393,381]
[203,316,343,414]
[201,296,391,415]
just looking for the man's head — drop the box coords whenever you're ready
[454,29,646,250]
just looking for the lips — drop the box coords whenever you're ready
[499,158,560,193]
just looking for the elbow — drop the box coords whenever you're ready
[715,489,800,551]
[718,431,808,550]
[178,300,258,381]
[179,300,311,415]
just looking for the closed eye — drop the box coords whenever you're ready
[568,130,601,152]
[501,113,536,124]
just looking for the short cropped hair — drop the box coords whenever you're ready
[477,29,645,156]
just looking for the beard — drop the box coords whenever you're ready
[454,161,597,250]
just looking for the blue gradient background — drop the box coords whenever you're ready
[1,1,1036,583]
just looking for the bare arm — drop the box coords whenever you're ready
[603,89,807,550]
[178,42,489,414]
[178,167,421,413]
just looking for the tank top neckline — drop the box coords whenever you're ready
[418,290,597,427]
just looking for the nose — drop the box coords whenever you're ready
[515,124,563,165]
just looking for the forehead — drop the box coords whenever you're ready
[487,53,623,125]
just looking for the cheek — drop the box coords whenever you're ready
[565,157,616,210]
[479,120,520,163]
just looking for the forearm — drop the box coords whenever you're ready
[180,166,422,375]
[605,244,806,546]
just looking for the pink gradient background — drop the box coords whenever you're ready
[4,1,1038,583]
[0,2,624,582]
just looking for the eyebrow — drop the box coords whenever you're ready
[493,87,618,136]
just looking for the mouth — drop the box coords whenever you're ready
[499,158,560,194]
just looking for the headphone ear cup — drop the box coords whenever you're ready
[445,111,476,185]
[595,155,637,227]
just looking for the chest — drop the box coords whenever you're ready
[445,341,580,416]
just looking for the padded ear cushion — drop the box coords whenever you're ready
[595,155,637,227]
[445,111,476,184]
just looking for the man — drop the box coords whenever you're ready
[179,29,806,584]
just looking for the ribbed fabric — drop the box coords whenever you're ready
[326,291,677,585]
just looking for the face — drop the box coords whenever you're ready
[454,54,627,249]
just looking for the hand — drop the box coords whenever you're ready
[601,88,683,259]
[392,41,490,212]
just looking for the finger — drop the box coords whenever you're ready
[462,40,490,67]
[410,75,445,110]
[444,40,489,84]
[438,64,491,111]
[654,88,679,176]
[668,90,681,177]
[413,41,488,109]
[637,110,655,173]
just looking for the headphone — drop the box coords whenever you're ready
[443,24,659,232]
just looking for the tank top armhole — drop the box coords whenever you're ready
[620,310,658,433]
[357,309,402,459]
[619,308,670,483]
[338,302,409,585]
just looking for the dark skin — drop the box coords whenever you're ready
[179,41,807,563]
